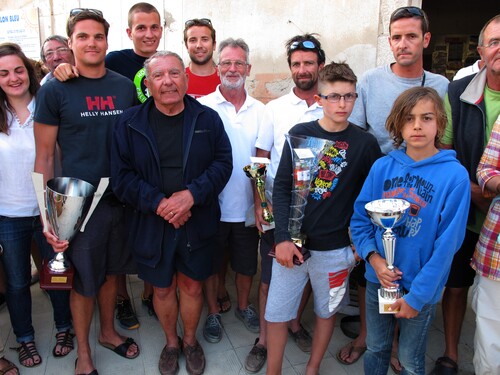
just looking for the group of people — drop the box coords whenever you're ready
[0,3,499,375]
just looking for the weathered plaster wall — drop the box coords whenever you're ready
[1,0,419,102]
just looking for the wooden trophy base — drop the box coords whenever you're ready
[40,259,74,290]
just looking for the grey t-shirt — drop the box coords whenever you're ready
[349,64,449,154]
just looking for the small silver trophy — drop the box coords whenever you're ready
[32,173,108,289]
[365,198,410,313]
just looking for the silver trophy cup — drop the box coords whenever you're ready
[365,198,410,313]
[45,177,96,272]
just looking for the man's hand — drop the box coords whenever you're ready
[156,190,195,228]
[254,201,273,232]
[275,241,303,268]
[369,254,402,289]
[53,63,79,81]
[471,181,493,214]
[43,224,69,253]
[392,298,418,319]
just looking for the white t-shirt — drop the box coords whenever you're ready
[199,86,264,222]
[0,97,39,217]
[255,89,323,180]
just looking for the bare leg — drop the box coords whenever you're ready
[257,282,270,347]
[143,281,154,297]
[236,273,253,310]
[71,290,95,375]
[441,286,469,363]
[338,285,367,363]
[116,274,130,300]
[154,276,180,347]
[177,272,204,346]
[306,314,337,375]
[266,321,288,375]
[216,253,231,312]
[204,274,219,315]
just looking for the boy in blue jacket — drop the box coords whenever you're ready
[350,87,470,375]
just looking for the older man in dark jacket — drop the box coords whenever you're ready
[111,51,232,375]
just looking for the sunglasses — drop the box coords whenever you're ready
[391,6,424,19]
[184,18,212,27]
[289,40,319,52]
[69,8,103,17]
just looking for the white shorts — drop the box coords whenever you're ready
[265,246,355,321]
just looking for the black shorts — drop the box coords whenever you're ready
[137,225,214,288]
[445,229,478,288]
[67,200,136,297]
[350,259,367,288]
[212,222,259,276]
[259,229,274,285]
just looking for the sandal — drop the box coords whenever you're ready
[98,337,140,359]
[335,341,366,365]
[0,357,19,375]
[53,329,75,357]
[432,356,458,375]
[217,291,231,314]
[13,341,42,368]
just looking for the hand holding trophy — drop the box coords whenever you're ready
[243,157,275,231]
[365,198,410,313]
[31,173,108,290]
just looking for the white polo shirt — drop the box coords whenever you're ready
[255,88,323,180]
[199,86,264,222]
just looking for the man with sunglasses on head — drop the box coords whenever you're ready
[336,6,449,369]
[183,18,221,98]
[253,33,325,363]
[34,9,139,375]
[40,35,75,85]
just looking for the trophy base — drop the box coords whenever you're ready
[378,289,400,314]
[261,222,275,232]
[40,259,74,290]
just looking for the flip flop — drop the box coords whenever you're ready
[432,356,458,375]
[98,337,139,359]
[335,341,367,365]
[217,292,231,314]
[0,357,19,375]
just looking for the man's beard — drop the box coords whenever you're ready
[293,76,316,91]
[221,74,245,89]
[189,52,213,66]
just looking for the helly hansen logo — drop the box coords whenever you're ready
[86,96,115,110]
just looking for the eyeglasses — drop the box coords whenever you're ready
[289,40,319,52]
[44,47,71,60]
[69,8,103,17]
[219,60,247,69]
[391,6,424,19]
[184,18,212,27]
[483,39,500,49]
[318,92,358,103]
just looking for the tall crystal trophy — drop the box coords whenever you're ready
[243,157,275,232]
[365,198,410,313]
[269,134,334,264]
[32,173,108,290]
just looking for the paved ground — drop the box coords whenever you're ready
[0,271,475,375]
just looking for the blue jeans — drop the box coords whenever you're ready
[0,215,71,343]
[364,281,436,375]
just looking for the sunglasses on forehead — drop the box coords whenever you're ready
[69,8,103,17]
[289,40,319,52]
[391,6,424,19]
[184,18,212,27]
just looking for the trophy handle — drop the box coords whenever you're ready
[79,177,109,232]
[31,172,49,232]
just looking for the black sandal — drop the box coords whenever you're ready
[14,341,42,368]
[53,330,75,357]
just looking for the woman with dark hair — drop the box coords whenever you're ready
[0,42,73,368]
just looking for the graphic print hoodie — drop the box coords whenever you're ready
[350,149,470,312]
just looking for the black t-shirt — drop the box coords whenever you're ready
[105,49,149,103]
[149,106,184,196]
[273,120,382,250]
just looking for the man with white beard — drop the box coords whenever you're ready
[198,39,264,367]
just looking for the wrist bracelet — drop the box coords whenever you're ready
[366,251,378,263]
